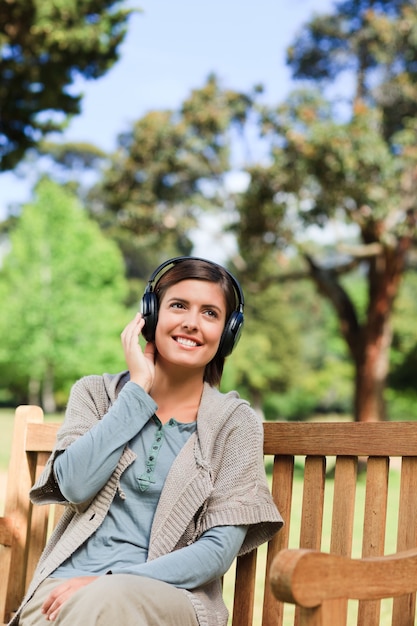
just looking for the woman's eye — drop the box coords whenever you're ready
[204,309,218,318]
[171,302,185,309]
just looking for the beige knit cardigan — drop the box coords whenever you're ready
[10,372,283,626]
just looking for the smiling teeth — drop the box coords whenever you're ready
[176,337,198,347]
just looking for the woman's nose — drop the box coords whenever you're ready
[181,311,198,330]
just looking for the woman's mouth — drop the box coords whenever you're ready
[174,336,200,347]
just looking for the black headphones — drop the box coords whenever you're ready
[140,256,244,357]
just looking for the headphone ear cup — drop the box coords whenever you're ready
[141,292,158,342]
[217,311,244,358]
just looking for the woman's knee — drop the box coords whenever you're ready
[56,575,198,625]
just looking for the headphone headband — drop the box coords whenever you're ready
[144,256,244,310]
[141,256,244,356]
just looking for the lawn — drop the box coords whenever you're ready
[0,409,405,625]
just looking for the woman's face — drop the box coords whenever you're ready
[154,279,227,372]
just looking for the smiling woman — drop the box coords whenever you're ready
[13,256,282,626]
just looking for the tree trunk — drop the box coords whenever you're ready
[42,364,56,414]
[351,241,408,421]
[28,377,41,406]
[250,389,265,419]
[306,239,407,422]
[353,322,392,422]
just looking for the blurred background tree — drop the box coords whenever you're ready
[0,178,128,411]
[0,1,416,420]
[87,75,257,294]
[231,0,417,421]
[0,0,134,170]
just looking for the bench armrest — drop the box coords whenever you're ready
[270,547,417,608]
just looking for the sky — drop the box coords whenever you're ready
[0,0,336,256]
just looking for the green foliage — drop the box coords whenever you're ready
[262,389,316,422]
[0,0,135,170]
[259,278,353,420]
[4,1,416,421]
[221,273,355,419]
[0,178,128,409]
[88,75,257,283]
[386,389,417,421]
[286,0,417,141]
[389,270,417,391]
[221,281,301,410]
[231,1,417,421]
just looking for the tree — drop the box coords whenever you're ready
[0,178,128,411]
[221,282,301,416]
[0,0,134,170]
[388,269,417,417]
[233,0,417,421]
[88,75,257,285]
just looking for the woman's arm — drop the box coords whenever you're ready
[54,382,157,503]
[113,525,248,589]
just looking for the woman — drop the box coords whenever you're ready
[13,257,283,626]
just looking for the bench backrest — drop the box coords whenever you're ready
[1,409,417,625]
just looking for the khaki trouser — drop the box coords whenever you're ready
[18,575,199,625]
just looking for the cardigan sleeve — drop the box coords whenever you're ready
[114,525,247,588]
[201,400,283,555]
[29,373,137,506]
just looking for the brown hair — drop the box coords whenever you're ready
[154,259,238,386]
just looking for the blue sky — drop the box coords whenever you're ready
[0,0,335,222]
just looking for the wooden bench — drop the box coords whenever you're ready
[2,407,417,625]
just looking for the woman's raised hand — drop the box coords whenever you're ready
[121,313,155,392]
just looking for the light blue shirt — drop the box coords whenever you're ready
[52,382,247,588]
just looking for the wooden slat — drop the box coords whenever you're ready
[0,517,14,547]
[329,456,357,626]
[263,422,417,457]
[300,456,326,550]
[25,451,51,589]
[296,457,326,626]
[361,457,389,558]
[300,598,346,626]
[330,456,357,556]
[270,455,294,552]
[232,549,257,626]
[392,456,417,626]
[357,456,389,626]
[0,519,13,625]
[262,455,294,626]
